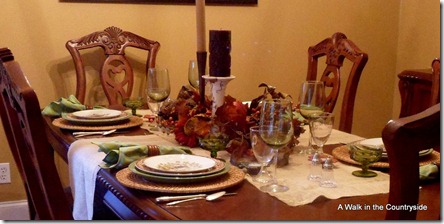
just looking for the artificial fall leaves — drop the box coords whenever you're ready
[168,88,251,149]
[159,84,304,156]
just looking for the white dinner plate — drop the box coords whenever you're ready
[360,138,385,151]
[135,157,226,177]
[128,161,230,184]
[62,111,131,126]
[72,109,122,119]
[143,154,216,173]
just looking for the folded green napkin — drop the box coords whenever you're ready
[42,95,87,117]
[419,163,439,181]
[94,141,193,169]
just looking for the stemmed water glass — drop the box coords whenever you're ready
[259,99,294,193]
[309,112,334,153]
[188,60,199,89]
[307,112,334,183]
[250,126,274,184]
[298,81,325,154]
[146,68,171,131]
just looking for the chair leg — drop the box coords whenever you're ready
[25,188,36,220]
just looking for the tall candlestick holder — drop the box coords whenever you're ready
[202,75,236,117]
[198,29,233,159]
[196,51,207,104]
[199,74,234,159]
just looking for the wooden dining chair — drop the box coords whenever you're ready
[0,48,36,219]
[66,26,160,108]
[431,58,440,105]
[307,32,368,133]
[382,103,440,220]
[0,48,73,220]
[398,58,440,118]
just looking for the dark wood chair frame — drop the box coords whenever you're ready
[382,103,440,220]
[0,48,36,219]
[307,32,368,133]
[431,58,440,105]
[0,48,73,220]
[397,58,440,118]
[66,26,160,107]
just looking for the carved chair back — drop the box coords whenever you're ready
[307,32,368,133]
[66,26,160,108]
[0,48,72,220]
[0,48,36,219]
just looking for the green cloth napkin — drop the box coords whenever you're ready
[42,95,87,117]
[93,141,193,169]
[419,163,439,181]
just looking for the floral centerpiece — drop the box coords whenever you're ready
[157,83,305,167]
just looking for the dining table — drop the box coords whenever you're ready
[43,110,440,221]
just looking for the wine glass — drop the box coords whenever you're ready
[146,68,171,130]
[309,112,334,153]
[249,126,274,184]
[188,60,199,89]
[298,81,325,154]
[259,99,294,193]
[349,142,383,177]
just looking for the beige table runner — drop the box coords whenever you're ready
[145,123,388,207]
[70,120,383,220]
[245,153,390,206]
[245,126,389,207]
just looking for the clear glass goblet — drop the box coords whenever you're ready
[188,60,199,89]
[309,112,334,153]
[259,99,294,193]
[249,126,273,184]
[298,81,326,155]
[146,68,171,131]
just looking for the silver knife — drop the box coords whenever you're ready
[155,192,237,203]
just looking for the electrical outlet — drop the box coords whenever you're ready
[0,163,11,184]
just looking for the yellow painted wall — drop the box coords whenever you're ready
[0,0,439,202]
[392,0,441,117]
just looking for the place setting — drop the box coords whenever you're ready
[52,108,144,131]
[115,154,245,194]
[41,94,144,132]
[332,137,440,169]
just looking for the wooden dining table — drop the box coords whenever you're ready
[43,115,440,220]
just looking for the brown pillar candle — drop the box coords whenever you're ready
[209,30,231,77]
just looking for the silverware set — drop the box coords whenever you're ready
[73,129,117,138]
[73,129,152,138]
[155,191,237,205]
